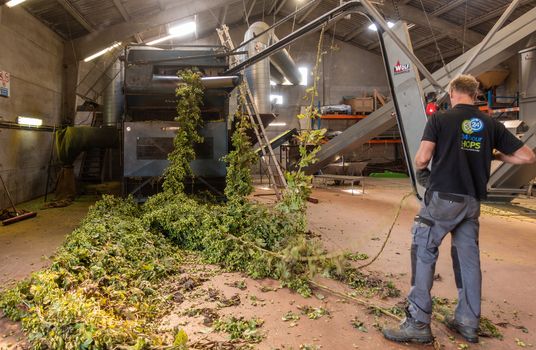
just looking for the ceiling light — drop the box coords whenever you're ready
[5,0,27,7]
[168,21,196,36]
[18,116,43,127]
[269,122,287,127]
[367,21,395,31]
[147,34,177,46]
[83,42,122,62]
[147,21,197,46]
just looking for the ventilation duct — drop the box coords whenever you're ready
[103,59,124,127]
[244,22,302,112]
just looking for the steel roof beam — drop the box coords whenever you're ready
[56,0,94,33]
[298,0,321,24]
[112,0,130,21]
[69,0,240,62]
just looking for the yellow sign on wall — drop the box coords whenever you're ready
[0,70,10,98]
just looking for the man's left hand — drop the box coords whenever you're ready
[416,168,431,187]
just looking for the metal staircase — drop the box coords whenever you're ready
[217,25,287,199]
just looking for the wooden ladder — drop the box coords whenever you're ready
[217,25,287,199]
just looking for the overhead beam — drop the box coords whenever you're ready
[70,0,240,61]
[421,46,464,65]
[158,0,165,11]
[247,0,257,18]
[112,0,130,21]
[268,0,278,14]
[344,27,366,41]
[298,0,321,24]
[430,0,465,17]
[412,33,448,50]
[56,0,94,33]
[381,3,484,48]
[274,0,288,15]
[466,0,534,27]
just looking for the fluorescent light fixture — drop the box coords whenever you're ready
[147,21,196,46]
[282,78,292,86]
[168,21,196,36]
[270,94,283,105]
[83,42,122,62]
[269,122,287,127]
[147,34,177,46]
[18,116,43,127]
[298,67,308,86]
[6,0,27,7]
[368,21,394,31]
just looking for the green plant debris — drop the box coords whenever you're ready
[0,196,181,348]
[213,316,264,343]
[228,280,247,290]
[351,317,368,332]
[299,305,330,320]
[458,343,469,350]
[299,345,321,350]
[282,311,301,322]
[479,317,503,339]
[515,338,533,347]
[334,267,400,299]
[344,252,369,261]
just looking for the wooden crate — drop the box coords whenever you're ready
[344,97,374,113]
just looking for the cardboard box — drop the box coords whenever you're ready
[343,97,374,113]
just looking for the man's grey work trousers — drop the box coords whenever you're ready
[408,190,481,329]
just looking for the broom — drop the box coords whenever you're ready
[0,174,37,225]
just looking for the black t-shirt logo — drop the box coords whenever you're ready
[461,117,484,152]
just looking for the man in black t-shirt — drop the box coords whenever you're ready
[383,74,535,344]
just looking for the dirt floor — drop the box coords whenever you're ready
[1,179,535,350]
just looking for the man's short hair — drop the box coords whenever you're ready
[449,74,479,97]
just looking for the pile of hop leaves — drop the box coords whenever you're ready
[0,196,182,349]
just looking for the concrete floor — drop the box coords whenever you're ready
[1,180,535,349]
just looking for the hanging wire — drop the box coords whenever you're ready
[287,2,299,55]
[462,0,468,54]
[262,0,265,22]
[417,0,447,71]
[243,0,250,27]
[207,8,221,26]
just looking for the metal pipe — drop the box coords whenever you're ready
[225,1,365,75]
[458,0,522,75]
[152,75,241,89]
[359,0,444,92]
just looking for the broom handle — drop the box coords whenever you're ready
[0,174,17,213]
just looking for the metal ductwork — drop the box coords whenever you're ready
[244,22,302,113]
[103,59,124,127]
[269,38,301,85]
[245,22,272,114]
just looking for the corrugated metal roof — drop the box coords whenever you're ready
[19,0,536,67]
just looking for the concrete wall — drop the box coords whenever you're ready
[0,6,64,208]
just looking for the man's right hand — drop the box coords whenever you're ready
[416,168,431,187]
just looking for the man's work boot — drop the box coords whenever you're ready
[446,317,479,343]
[383,317,434,344]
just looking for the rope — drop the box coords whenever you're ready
[357,192,413,269]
